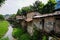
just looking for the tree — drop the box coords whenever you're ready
[0,14,4,20]
[16,9,22,15]
[10,14,16,18]
[21,7,30,16]
[0,0,5,6]
[33,0,44,13]
[42,0,56,14]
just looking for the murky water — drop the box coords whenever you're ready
[3,25,13,40]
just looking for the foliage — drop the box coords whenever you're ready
[32,29,42,40]
[16,0,56,15]
[42,35,47,40]
[10,14,16,18]
[21,6,31,16]
[18,33,31,40]
[0,14,4,20]
[12,27,31,40]
[0,21,9,38]
[12,28,24,38]
[42,0,56,14]
[17,9,22,15]
[0,0,5,6]
[33,0,44,13]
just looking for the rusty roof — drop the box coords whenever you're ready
[25,18,33,22]
[33,11,60,18]
[16,16,23,19]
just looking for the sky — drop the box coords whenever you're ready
[0,0,48,15]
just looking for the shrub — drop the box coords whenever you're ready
[42,35,47,40]
[32,30,42,40]
[0,14,4,21]
[12,28,24,38]
[18,33,31,40]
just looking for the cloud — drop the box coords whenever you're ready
[0,0,48,15]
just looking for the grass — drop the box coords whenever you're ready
[0,21,9,38]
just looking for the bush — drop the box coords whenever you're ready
[32,30,42,40]
[18,33,31,40]
[12,28,24,38]
[0,14,4,20]
[42,35,47,40]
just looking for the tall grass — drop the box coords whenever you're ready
[0,21,9,38]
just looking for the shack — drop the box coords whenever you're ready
[33,11,60,34]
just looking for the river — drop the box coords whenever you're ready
[3,25,16,40]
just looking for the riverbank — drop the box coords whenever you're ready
[0,21,9,38]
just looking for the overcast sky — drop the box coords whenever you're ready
[0,0,48,15]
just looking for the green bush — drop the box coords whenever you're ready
[0,14,5,21]
[42,35,47,40]
[32,30,42,40]
[18,33,31,40]
[12,28,24,38]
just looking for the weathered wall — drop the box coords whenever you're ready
[27,22,34,36]
[33,18,42,30]
[27,12,40,18]
[55,18,60,33]
[44,16,54,33]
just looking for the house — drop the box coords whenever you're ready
[16,15,27,31]
[25,12,41,36]
[16,11,60,37]
[33,16,43,31]
[33,11,60,34]
[25,18,34,36]
[26,12,41,19]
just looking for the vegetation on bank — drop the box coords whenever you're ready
[16,0,56,16]
[11,0,56,40]
[12,27,47,40]
[12,28,24,38]
[12,28,31,40]
[0,14,5,21]
[0,21,9,38]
